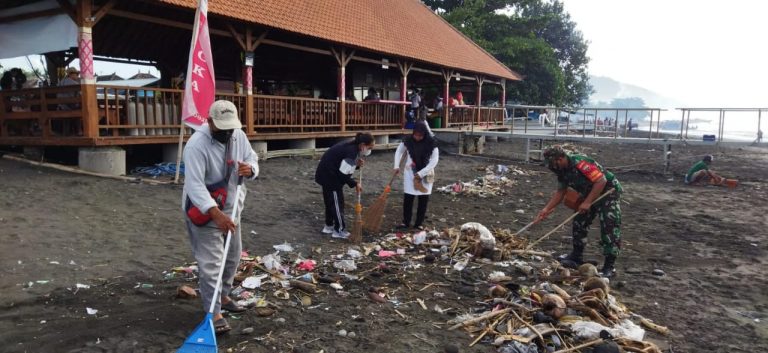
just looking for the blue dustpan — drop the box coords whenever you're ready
[177,312,217,353]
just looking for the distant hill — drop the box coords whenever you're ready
[589,75,684,109]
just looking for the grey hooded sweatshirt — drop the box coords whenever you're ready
[181,124,259,225]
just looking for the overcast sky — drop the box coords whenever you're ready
[2,1,764,108]
[561,0,767,107]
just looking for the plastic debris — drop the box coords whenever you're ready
[273,242,294,252]
[86,307,98,315]
[334,260,357,271]
[296,260,316,271]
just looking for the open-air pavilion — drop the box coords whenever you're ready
[0,0,521,173]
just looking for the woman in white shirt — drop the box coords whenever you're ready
[394,121,439,230]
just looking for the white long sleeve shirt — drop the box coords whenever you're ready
[394,142,439,195]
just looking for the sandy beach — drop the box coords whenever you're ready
[0,138,766,353]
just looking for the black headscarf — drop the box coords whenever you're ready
[404,121,435,170]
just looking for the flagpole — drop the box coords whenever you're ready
[174,0,205,184]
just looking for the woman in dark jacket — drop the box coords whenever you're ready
[315,132,374,239]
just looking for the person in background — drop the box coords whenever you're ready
[434,96,444,112]
[535,146,623,278]
[364,88,379,101]
[684,155,725,185]
[456,91,464,105]
[315,133,374,239]
[182,100,260,334]
[395,121,439,231]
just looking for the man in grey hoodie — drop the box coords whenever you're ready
[182,100,259,334]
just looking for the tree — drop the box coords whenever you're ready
[424,0,592,106]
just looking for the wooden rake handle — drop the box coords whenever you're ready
[525,189,615,251]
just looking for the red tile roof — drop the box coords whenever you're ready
[157,0,521,81]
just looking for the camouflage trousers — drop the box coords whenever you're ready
[572,191,622,257]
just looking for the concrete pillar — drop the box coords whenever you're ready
[78,147,126,175]
[162,143,182,163]
[459,134,485,154]
[374,135,389,145]
[289,138,316,150]
[251,141,268,160]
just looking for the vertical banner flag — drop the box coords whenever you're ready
[181,0,215,128]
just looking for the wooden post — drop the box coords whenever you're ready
[500,78,506,124]
[397,61,413,129]
[77,0,98,138]
[331,47,354,132]
[475,75,484,127]
[441,69,453,128]
[244,29,267,135]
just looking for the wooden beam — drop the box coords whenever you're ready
[343,50,355,67]
[263,38,330,56]
[56,0,78,24]
[250,30,268,51]
[91,0,117,25]
[0,8,64,25]
[330,47,342,66]
[226,22,247,51]
[109,9,231,37]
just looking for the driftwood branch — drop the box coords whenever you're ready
[449,308,512,330]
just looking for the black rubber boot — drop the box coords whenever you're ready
[558,243,585,269]
[600,255,617,278]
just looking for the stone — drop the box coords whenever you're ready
[241,327,254,335]
[652,269,666,276]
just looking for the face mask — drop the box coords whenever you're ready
[361,148,372,157]
[211,129,234,144]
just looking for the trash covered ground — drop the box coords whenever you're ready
[0,140,766,353]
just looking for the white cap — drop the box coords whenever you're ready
[209,100,242,130]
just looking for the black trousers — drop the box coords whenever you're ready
[403,194,429,227]
[322,185,345,232]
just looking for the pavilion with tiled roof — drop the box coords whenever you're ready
[0,0,520,164]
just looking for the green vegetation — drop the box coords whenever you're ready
[425,0,592,106]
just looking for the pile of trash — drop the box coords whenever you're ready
[437,165,536,198]
[165,222,668,352]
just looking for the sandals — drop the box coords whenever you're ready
[415,225,425,231]
[221,298,247,313]
[396,223,410,230]
[214,318,231,334]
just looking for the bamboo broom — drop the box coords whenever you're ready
[363,149,407,234]
[363,170,398,233]
[350,167,364,243]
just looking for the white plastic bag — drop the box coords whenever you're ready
[461,222,495,250]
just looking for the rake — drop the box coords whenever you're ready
[350,167,364,243]
[363,170,398,234]
[177,176,244,353]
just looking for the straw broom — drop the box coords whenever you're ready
[363,149,406,234]
[350,167,364,243]
[363,171,398,233]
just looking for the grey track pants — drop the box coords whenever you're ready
[185,218,242,315]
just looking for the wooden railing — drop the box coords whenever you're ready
[447,106,505,127]
[0,86,83,138]
[253,95,340,133]
[97,85,188,137]
[347,101,405,130]
[1,86,410,145]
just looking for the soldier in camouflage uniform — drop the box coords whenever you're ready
[535,146,623,278]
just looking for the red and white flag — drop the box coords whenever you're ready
[181,0,215,129]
